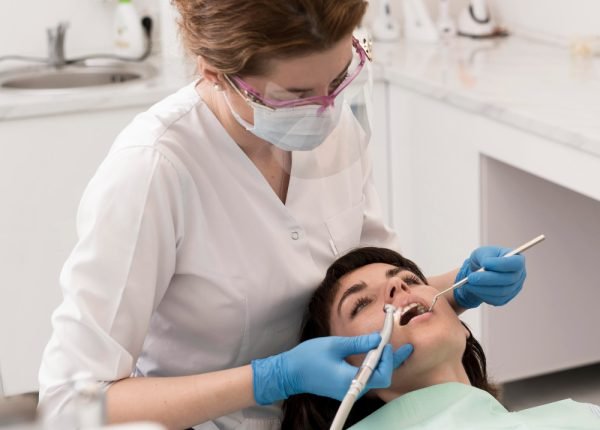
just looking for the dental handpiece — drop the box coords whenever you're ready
[329,304,397,430]
[352,304,396,391]
[428,234,546,312]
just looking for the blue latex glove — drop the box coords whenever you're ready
[454,246,527,309]
[251,333,413,405]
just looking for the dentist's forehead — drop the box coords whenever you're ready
[258,36,353,88]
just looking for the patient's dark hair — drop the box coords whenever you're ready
[282,247,498,430]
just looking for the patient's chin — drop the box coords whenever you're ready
[392,328,465,377]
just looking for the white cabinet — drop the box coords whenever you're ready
[370,81,392,226]
[0,107,145,395]
[387,84,600,383]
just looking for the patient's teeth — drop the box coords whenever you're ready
[398,302,430,326]
[400,303,419,314]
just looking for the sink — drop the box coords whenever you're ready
[0,63,157,92]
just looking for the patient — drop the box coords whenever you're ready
[282,247,600,429]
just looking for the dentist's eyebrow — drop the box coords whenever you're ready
[283,57,353,93]
[337,280,367,316]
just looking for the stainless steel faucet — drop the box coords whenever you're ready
[0,18,152,66]
[47,22,68,68]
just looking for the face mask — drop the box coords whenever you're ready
[223,93,345,152]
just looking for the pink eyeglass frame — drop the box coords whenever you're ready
[225,37,371,111]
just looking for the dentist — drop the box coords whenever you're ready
[38,1,526,429]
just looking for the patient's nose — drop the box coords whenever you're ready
[384,279,409,304]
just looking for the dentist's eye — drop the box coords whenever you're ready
[329,71,349,92]
[351,296,373,318]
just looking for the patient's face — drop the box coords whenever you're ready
[329,263,469,378]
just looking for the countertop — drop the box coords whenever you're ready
[375,36,600,158]
[0,58,192,120]
[2,36,599,157]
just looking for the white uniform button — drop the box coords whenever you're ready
[291,231,300,240]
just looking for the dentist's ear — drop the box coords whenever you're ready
[197,56,225,89]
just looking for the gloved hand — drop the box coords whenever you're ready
[251,333,413,405]
[454,246,526,309]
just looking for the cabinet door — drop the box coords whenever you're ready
[387,84,483,339]
[0,107,143,395]
[387,85,481,274]
[370,81,392,225]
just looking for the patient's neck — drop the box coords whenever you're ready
[376,361,471,403]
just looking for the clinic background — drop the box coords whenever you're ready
[1,0,600,412]
[2,0,600,58]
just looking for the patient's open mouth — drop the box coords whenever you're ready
[399,302,429,326]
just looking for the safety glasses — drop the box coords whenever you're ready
[224,37,372,111]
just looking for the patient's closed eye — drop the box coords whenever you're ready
[349,273,424,318]
[402,274,422,285]
[351,296,373,318]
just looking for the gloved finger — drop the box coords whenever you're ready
[481,255,525,273]
[471,246,510,263]
[466,285,516,298]
[495,272,526,304]
[368,345,394,389]
[392,344,414,368]
[337,360,366,384]
[332,332,381,357]
[466,272,526,302]
[468,270,522,287]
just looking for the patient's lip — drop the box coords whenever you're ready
[400,312,433,328]
[394,296,433,326]
[395,295,428,310]
[405,310,432,326]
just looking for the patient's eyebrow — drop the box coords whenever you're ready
[337,267,406,316]
[385,267,402,278]
[337,281,367,316]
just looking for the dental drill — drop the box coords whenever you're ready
[330,304,397,430]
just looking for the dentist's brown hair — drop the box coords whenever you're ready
[282,247,498,430]
[171,0,368,76]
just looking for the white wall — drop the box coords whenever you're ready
[492,0,600,42]
[4,1,598,61]
[364,0,600,42]
[0,0,158,59]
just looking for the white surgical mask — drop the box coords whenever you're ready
[223,92,345,152]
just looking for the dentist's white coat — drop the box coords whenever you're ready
[38,82,399,430]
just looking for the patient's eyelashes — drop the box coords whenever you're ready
[351,296,373,318]
[349,273,424,318]
[402,274,422,285]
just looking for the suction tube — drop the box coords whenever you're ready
[329,305,397,430]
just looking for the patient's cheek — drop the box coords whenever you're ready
[347,353,366,367]
[332,314,380,338]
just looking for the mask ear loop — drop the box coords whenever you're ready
[220,86,255,132]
